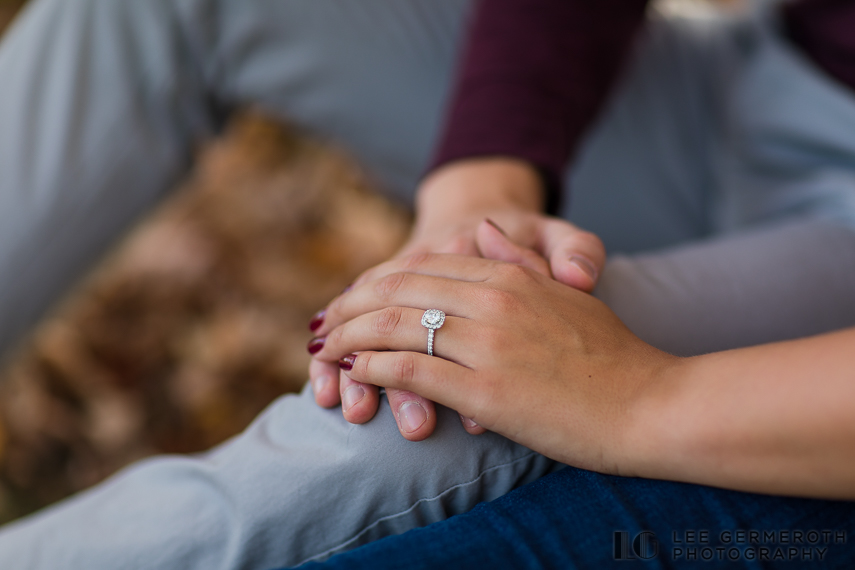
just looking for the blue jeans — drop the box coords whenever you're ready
[295,466,855,569]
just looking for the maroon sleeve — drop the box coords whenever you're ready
[782,0,855,94]
[429,0,649,212]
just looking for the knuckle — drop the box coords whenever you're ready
[392,352,416,387]
[355,351,372,378]
[375,272,408,301]
[444,235,472,255]
[328,324,345,348]
[495,262,534,284]
[400,251,434,271]
[373,306,404,338]
[478,286,521,314]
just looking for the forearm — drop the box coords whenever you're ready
[631,327,855,499]
[430,0,648,212]
[595,220,855,356]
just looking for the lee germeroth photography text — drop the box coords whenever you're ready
[614,529,847,562]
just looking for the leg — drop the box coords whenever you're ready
[207,0,473,203]
[565,10,855,355]
[300,465,855,569]
[0,0,473,357]
[0,386,556,568]
[0,0,220,355]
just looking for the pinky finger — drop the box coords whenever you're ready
[341,351,473,417]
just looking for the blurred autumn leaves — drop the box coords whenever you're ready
[0,103,410,521]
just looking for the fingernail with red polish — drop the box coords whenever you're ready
[339,354,357,371]
[307,337,325,355]
[484,218,509,237]
[569,256,598,282]
[309,309,326,332]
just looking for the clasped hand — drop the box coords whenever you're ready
[308,159,606,441]
[309,220,675,475]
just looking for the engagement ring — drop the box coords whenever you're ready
[421,309,445,356]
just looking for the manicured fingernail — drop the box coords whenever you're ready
[399,401,427,433]
[307,337,325,355]
[342,385,365,411]
[339,354,357,371]
[484,218,509,237]
[309,310,326,332]
[459,414,480,429]
[312,374,332,396]
[569,256,598,282]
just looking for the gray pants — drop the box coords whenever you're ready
[1,1,855,568]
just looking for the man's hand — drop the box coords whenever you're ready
[307,158,605,441]
[400,158,603,291]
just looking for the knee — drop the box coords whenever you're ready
[249,389,549,493]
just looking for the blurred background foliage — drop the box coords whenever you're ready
[0,1,410,524]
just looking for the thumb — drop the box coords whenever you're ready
[536,218,605,292]
[475,219,551,277]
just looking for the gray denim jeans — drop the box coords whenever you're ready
[1,0,855,568]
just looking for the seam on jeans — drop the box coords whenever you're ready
[295,450,544,566]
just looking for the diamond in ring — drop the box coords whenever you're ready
[421,309,445,356]
[421,309,445,330]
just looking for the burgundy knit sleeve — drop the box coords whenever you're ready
[430,0,649,212]
[782,0,855,94]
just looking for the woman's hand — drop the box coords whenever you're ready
[308,159,605,441]
[310,221,676,474]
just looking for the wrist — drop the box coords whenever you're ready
[617,349,688,480]
[415,158,544,230]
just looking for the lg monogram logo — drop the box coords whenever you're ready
[613,531,659,561]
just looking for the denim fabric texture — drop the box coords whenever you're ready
[295,466,855,569]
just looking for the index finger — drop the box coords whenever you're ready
[307,253,498,343]
[315,271,477,338]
